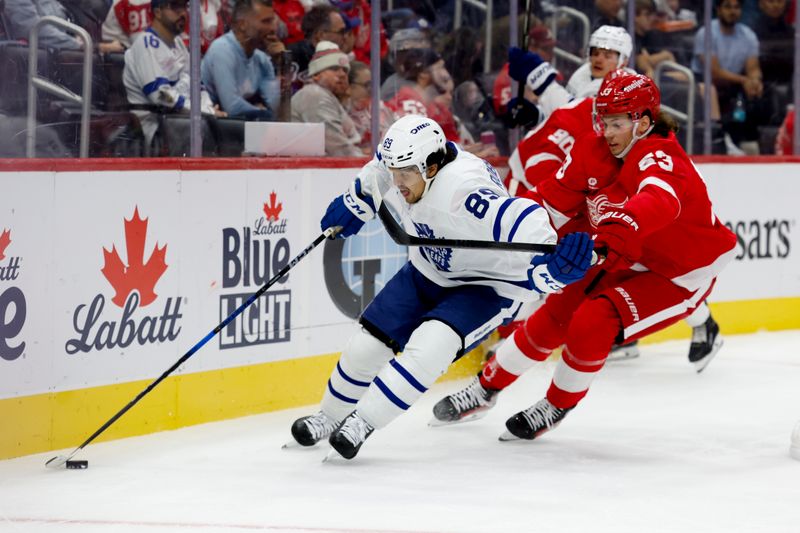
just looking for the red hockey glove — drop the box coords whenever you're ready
[594,210,642,271]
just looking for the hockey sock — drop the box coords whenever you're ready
[547,297,621,409]
[480,304,565,390]
[321,328,395,422]
[684,301,710,328]
[357,320,462,429]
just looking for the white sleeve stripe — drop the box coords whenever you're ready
[638,177,678,200]
[523,152,562,170]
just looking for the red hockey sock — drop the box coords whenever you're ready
[546,297,621,409]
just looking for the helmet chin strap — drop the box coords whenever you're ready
[613,118,654,159]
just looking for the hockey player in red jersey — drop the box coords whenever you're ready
[432,71,738,440]
[500,46,724,366]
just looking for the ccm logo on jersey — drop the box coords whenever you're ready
[410,122,431,134]
[597,210,639,231]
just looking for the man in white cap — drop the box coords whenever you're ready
[291,40,364,156]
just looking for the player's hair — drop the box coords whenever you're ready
[426,142,457,174]
[649,110,680,137]
[232,0,272,22]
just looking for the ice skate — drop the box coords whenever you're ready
[430,377,500,426]
[285,411,338,448]
[325,411,374,461]
[607,340,640,362]
[499,398,573,441]
[688,316,723,373]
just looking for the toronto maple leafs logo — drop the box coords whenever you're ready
[102,207,168,308]
[414,222,452,272]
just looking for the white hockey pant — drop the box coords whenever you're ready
[357,320,462,429]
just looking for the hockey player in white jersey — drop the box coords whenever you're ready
[122,0,222,147]
[289,115,595,460]
[509,25,634,121]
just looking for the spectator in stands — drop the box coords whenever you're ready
[103,0,222,53]
[634,0,677,78]
[384,48,464,142]
[693,0,765,153]
[273,0,305,45]
[5,0,123,53]
[291,40,364,156]
[202,0,279,121]
[662,0,698,26]
[330,0,388,65]
[347,60,398,152]
[750,0,794,85]
[592,0,626,30]
[288,5,347,75]
[123,0,224,148]
[380,27,432,100]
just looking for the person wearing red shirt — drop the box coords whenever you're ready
[431,71,738,441]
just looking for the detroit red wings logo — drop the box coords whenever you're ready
[586,193,628,228]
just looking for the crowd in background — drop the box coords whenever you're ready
[0,0,796,157]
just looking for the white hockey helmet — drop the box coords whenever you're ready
[588,25,633,68]
[379,114,447,195]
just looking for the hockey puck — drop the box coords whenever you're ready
[65,460,88,469]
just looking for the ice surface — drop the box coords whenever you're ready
[1,331,799,533]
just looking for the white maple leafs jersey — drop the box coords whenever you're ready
[123,28,214,142]
[358,144,558,301]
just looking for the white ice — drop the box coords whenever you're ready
[1,330,799,533]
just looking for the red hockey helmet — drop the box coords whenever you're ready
[595,70,660,121]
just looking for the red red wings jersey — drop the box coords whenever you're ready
[384,85,461,141]
[506,97,595,193]
[112,0,151,37]
[538,132,737,290]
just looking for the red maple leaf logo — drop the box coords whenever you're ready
[263,191,282,221]
[101,207,168,308]
[0,229,10,261]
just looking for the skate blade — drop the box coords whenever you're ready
[428,410,488,427]
[607,347,641,362]
[322,448,342,463]
[498,430,521,442]
[693,337,723,373]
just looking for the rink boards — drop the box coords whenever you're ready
[1,157,798,459]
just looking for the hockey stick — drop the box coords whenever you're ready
[377,203,557,254]
[45,227,338,469]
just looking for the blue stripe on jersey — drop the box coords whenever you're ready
[354,178,375,211]
[493,198,518,241]
[449,275,532,290]
[507,204,541,242]
[336,361,370,387]
[374,377,410,410]
[327,380,358,404]
[142,77,176,96]
[389,359,427,393]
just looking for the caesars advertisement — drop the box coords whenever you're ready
[0,163,797,400]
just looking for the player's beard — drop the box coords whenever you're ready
[168,16,186,36]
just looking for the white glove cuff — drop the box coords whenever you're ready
[343,179,376,222]
[530,263,566,294]
[526,62,557,95]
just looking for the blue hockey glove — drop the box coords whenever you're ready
[529,232,594,293]
[320,178,376,238]
[508,47,557,96]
